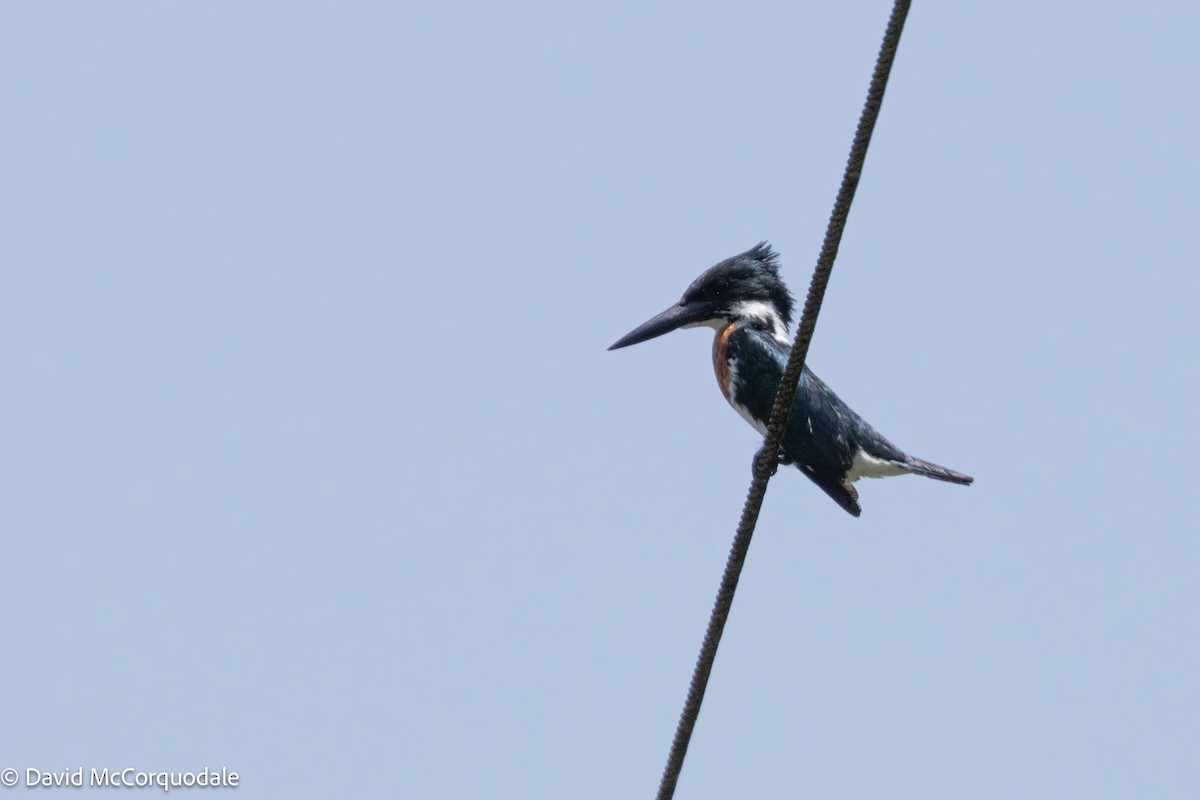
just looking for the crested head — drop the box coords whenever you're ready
[607,242,796,351]
[680,242,794,333]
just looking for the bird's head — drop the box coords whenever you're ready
[608,243,794,350]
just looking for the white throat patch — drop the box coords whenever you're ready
[682,317,728,331]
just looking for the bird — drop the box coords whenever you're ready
[608,242,972,517]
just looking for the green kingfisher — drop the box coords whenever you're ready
[608,243,973,517]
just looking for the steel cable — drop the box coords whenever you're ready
[655,2,913,797]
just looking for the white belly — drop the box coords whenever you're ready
[846,448,909,481]
[731,400,769,436]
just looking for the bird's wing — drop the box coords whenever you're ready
[723,329,867,518]
[728,329,857,472]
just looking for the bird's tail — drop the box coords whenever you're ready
[903,457,974,485]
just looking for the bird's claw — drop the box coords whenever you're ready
[753,447,790,478]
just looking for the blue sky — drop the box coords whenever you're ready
[2,2,1197,798]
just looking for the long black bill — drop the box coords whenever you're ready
[608,300,718,351]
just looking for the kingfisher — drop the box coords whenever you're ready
[608,242,973,517]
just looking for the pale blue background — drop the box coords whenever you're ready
[2,2,1197,798]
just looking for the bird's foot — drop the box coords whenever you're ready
[753,447,790,478]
